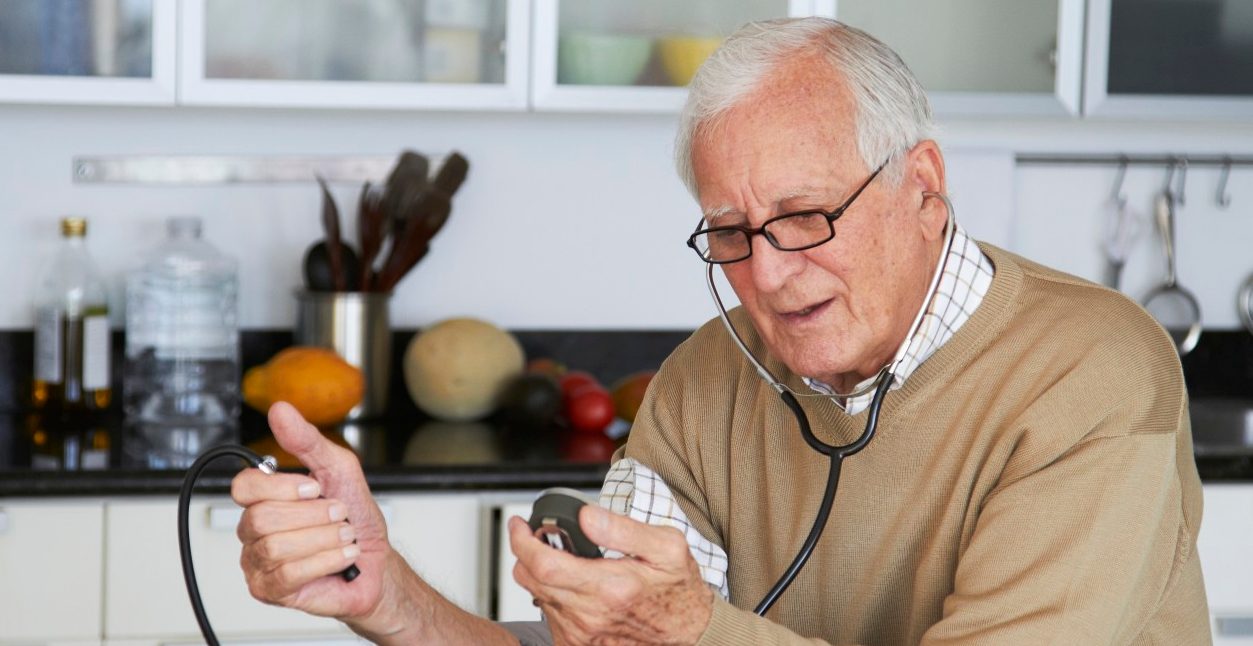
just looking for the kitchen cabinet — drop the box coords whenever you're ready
[830,0,1085,117]
[496,500,543,622]
[529,0,819,112]
[0,499,104,643]
[178,0,529,110]
[1198,483,1253,645]
[1083,0,1253,119]
[0,0,176,105]
[102,493,481,642]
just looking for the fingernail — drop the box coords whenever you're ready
[328,503,347,522]
[343,544,360,560]
[340,525,355,543]
[298,482,320,499]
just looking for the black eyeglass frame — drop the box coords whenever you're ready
[686,162,887,264]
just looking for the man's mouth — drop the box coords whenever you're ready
[780,298,832,323]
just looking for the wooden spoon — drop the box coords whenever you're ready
[316,175,347,291]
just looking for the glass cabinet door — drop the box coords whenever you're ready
[833,0,1084,116]
[531,0,816,112]
[179,0,529,110]
[1084,0,1253,119]
[0,0,175,105]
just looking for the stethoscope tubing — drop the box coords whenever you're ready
[754,374,893,615]
[699,191,958,616]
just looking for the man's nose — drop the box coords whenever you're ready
[748,234,805,292]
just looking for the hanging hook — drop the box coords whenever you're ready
[1110,155,1129,208]
[1174,157,1188,207]
[1217,156,1232,208]
[1162,158,1177,195]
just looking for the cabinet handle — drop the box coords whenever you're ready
[0,509,8,534]
[1216,615,1253,636]
[207,504,244,531]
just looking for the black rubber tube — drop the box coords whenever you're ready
[178,445,361,645]
[178,445,268,646]
[754,374,893,616]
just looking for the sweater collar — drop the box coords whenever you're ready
[801,226,994,415]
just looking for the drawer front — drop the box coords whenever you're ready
[104,497,351,640]
[0,499,104,642]
[1200,484,1253,645]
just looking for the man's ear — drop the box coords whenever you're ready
[905,140,947,241]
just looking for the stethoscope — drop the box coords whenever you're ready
[705,191,957,616]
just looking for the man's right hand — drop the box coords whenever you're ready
[231,402,390,622]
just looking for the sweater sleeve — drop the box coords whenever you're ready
[919,403,1198,645]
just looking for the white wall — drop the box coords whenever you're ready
[1,104,1252,330]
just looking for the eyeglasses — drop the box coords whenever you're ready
[686,163,886,264]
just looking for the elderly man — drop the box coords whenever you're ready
[231,17,1210,645]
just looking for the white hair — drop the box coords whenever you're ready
[674,17,935,199]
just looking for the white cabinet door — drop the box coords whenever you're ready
[495,501,543,622]
[382,494,483,616]
[1198,484,1253,645]
[530,0,818,112]
[832,0,1084,117]
[0,0,176,105]
[0,499,105,643]
[178,0,530,110]
[103,493,482,642]
[104,497,355,641]
[1083,0,1253,120]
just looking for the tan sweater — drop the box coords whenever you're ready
[622,244,1211,645]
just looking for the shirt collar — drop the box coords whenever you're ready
[802,226,995,414]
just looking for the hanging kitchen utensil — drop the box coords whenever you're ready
[1141,176,1202,355]
[316,175,349,291]
[1101,159,1140,290]
[1238,274,1253,336]
[374,152,469,292]
[356,182,385,291]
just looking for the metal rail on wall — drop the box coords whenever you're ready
[1016,153,1250,208]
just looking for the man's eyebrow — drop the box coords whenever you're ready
[702,187,829,223]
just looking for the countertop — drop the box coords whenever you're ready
[3,329,1253,497]
[0,409,615,497]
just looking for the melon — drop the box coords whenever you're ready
[403,317,525,421]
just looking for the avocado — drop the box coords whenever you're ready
[497,373,562,429]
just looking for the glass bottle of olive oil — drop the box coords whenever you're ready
[31,217,112,413]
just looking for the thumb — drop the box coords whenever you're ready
[580,504,688,566]
[267,401,352,477]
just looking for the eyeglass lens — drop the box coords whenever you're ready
[693,212,833,262]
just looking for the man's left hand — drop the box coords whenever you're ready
[507,504,714,645]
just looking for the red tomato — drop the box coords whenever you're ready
[561,431,618,463]
[564,385,615,433]
[559,371,599,396]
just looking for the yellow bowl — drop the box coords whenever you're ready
[658,36,724,87]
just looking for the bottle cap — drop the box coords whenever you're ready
[60,217,87,237]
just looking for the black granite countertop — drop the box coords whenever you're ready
[0,329,689,498]
[0,409,619,497]
[3,329,1252,497]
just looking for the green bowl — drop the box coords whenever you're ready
[558,32,653,86]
